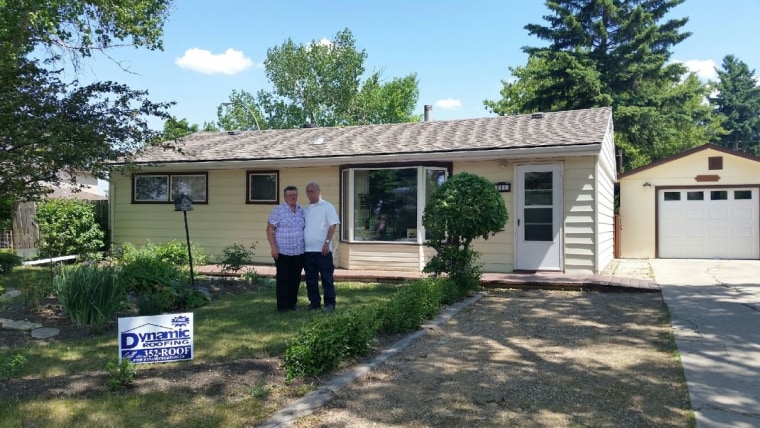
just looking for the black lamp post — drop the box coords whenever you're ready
[173,194,195,287]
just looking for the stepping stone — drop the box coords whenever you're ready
[31,327,60,339]
[1,288,21,299]
[2,320,43,330]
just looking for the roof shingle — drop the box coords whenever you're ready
[130,107,612,164]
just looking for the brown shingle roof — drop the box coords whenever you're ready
[129,107,612,164]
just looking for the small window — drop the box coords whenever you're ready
[247,171,279,204]
[710,191,728,200]
[708,156,723,170]
[134,175,169,202]
[687,191,704,201]
[171,174,207,202]
[735,190,752,200]
[663,192,681,201]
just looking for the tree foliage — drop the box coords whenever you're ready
[485,0,715,170]
[0,0,175,202]
[162,117,199,141]
[217,28,420,130]
[422,172,508,288]
[709,55,760,154]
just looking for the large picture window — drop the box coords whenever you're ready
[341,165,449,243]
[247,170,279,204]
[133,173,207,203]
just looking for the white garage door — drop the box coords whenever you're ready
[659,188,759,259]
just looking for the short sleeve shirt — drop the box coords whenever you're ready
[267,203,305,255]
[304,198,340,252]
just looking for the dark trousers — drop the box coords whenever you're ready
[304,252,336,308]
[275,254,304,310]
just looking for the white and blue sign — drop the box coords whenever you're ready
[118,313,194,364]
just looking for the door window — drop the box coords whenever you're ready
[524,171,553,241]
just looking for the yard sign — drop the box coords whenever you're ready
[118,313,194,364]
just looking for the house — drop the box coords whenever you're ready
[109,106,617,274]
[618,144,760,259]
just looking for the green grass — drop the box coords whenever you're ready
[0,269,399,427]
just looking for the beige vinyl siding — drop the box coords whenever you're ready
[454,160,515,273]
[595,124,617,273]
[111,167,339,263]
[563,157,597,273]
[341,243,422,271]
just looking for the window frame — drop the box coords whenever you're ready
[132,172,208,204]
[340,162,452,244]
[246,170,280,205]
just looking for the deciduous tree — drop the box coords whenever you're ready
[0,0,175,201]
[218,28,420,130]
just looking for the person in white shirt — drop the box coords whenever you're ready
[303,182,340,312]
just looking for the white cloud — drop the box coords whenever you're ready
[435,98,462,110]
[675,59,718,81]
[175,48,253,75]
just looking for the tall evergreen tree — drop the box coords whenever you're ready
[710,55,760,154]
[486,0,715,169]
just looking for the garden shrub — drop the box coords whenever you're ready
[117,240,207,267]
[422,172,508,288]
[119,254,185,295]
[53,264,126,328]
[284,277,472,381]
[35,199,105,258]
[378,278,442,335]
[0,251,22,274]
[116,242,210,312]
[284,306,380,381]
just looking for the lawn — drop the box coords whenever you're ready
[0,267,399,427]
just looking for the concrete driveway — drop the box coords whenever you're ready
[647,259,760,428]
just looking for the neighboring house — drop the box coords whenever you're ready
[618,144,760,259]
[109,106,617,274]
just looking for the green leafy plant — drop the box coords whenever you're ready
[0,353,26,380]
[0,251,22,274]
[34,199,105,258]
[106,358,137,391]
[247,381,269,399]
[19,271,55,313]
[52,264,126,328]
[219,242,255,275]
[422,172,508,290]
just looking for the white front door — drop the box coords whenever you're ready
[515,163,563,270]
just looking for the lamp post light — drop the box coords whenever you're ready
[221,102,261,131]
[173,194,195,287]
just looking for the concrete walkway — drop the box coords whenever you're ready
[650,259,760,428]
[196,261,658,292]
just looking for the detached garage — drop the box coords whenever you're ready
[619,144,760,260]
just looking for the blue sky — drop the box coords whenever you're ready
[78,0,760,130]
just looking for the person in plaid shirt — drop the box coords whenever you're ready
[266,185,305,312]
